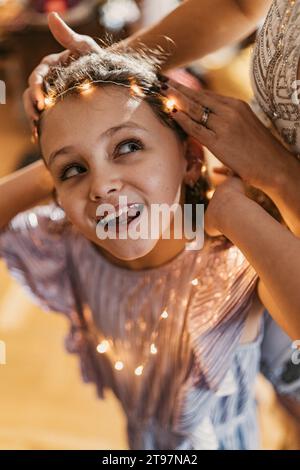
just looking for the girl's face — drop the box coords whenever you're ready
[40,85,193,261]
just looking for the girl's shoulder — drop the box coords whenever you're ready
[6,203,70,238]
[202,235,250,276]
[0,203,75,314]
[190,235,258,318]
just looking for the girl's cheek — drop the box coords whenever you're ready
[56,190,78,219]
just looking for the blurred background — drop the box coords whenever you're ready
[0,0,299,450]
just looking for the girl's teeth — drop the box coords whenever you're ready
[128,203,144,217]
[99,206,128,225]
[98,203,144,227]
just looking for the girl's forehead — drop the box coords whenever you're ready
[40,87,174,162]
[42,85,159,132]
[47,86,137,116]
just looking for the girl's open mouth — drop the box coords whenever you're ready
[95,203,144,234]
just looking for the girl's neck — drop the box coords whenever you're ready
[97,233,189,271]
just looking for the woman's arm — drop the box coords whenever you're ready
[263,151,300,237]
[118,0,271,70]
[164,82,300,236]
[24,0,272,117]
[205,178,300,340]
[0,160,54,230]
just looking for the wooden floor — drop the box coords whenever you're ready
[0,88,128,450]
[0,46,299,450]
[0,268,127,449]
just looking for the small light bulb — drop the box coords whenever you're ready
[78,81,93,94]
[191,278,198,286]
[96,340,109,354]
[44,96,55,108]
[114,360,124,371]
[130,83,145,97]
[161,310,168,319]
[134,365,144,376]
[206,189,215,200]
[164,98,177,112]
[150,343,158,355]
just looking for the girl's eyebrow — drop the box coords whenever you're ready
[101,121,147,139]
[48,121,147,167]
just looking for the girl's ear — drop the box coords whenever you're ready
[183,136,204,187]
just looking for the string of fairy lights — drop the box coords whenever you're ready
[43,79,172,110]
[37,77,215,202]
[95,279,200,378]
[37,79,214,377]
[33,78,179,140]
[95,307,169,377]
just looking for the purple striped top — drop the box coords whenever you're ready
[0,204,263,449]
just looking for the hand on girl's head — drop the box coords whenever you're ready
[23,12,101,120]
[39,83,192,260]
[34,49,207,262]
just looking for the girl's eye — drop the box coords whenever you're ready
[59,164,86,181]
[58,139,143,181]
[116,139,143,156]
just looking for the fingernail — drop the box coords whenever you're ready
[149,84,161,93]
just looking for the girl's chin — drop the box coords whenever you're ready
[94,238,158,262]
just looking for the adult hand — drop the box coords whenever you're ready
[23,12,101,122]
[163,78,290,192]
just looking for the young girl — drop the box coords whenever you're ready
[0,50,280,450]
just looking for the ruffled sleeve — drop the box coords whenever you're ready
[187,238,259,392]
[0,204,74,315]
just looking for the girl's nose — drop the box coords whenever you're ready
[88,174,123,202]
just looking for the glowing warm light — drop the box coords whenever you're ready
[164,98,177,112]
[134,365,144,376]
[150,343,158,355]
[44,95,55,108]
[201,165,207,174]
[130,83,145,97]
[114,360,124,371]
[191,278,199,286]
[96,340,109,354]
[161,310,168,319]
[206,189,215,200]
[78,81,93,94]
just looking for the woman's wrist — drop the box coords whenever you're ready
[268,154,300,199]
[253,146,298,195]
[252,147,300,234]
